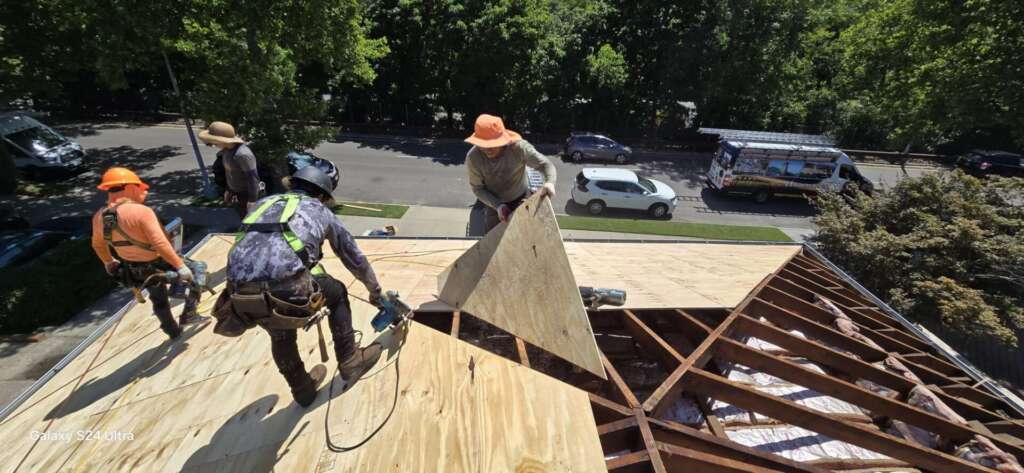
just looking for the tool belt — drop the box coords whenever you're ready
[212,277,325,337]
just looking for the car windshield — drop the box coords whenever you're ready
[637,178,656,193]
[5,126,65,153]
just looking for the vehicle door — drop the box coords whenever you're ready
[621,182,651,209]
[594,138,616,160]
[575,137,595,159]
[2,139,38,168]
[837,164,869,192]
[594,181,629,208]
[795,161,835,193]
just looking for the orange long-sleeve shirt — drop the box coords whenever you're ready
[91,199,183,268]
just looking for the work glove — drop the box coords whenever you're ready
[368,288,384,308]
[104,261,121,276]
[536,182,556,199]
[175,265,194,282]
[223,190,237,205]
[497,204,513,223]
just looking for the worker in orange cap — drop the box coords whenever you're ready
[90,167,198,338]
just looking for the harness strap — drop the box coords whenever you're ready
[102,201,156,253]
[234,194,324,275]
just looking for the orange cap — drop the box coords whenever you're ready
[97,167,149,191]
[464,114,521,148]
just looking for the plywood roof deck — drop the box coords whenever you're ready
[4,236,1020,472]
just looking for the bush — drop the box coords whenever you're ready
[812,171,1024,348]
[0,239,117,334]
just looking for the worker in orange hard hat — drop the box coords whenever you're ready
[91,167,200,339]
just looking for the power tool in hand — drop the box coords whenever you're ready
[579,286,627,309]
[370,291,413,332]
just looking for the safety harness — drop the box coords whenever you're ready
[214,193,328,346]
[101,201,156,253]
[234,193,325,276]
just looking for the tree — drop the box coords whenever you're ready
[812,171,1024,348]
[1,1,386,160]
[836,0,1024,150]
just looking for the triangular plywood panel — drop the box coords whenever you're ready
[438,193,606,379]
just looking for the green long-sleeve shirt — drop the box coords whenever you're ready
[466,140,556,209]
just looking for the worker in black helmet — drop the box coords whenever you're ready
[216,165,384,407]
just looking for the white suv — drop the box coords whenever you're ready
[571,168,678,218]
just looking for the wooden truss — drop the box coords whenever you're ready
[415,248,1024,472]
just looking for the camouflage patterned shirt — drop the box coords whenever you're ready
[227,193,380,295]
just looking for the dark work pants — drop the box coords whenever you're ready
[127,262,199,337]
[228,190,255,220]
[467,193,527,237]
[264,274,356,392]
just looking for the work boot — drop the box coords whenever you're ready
[293,364,328,408]
[179,308,199,326]
[162,323,182,339]
[339,343,383,383]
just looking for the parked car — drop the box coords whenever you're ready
[564,133,632,164]
[0,229,75,269]
[705,140,874,203]
[212,149,340,195]
[957,150,1024,177]
[0,113,87,177]
[572,168,678,217]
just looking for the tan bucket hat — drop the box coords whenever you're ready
[198,121,245,145]
[464,114,521,148]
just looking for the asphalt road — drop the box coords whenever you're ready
[58,123,935,230]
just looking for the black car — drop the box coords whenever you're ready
[957,150,1024,177]
[212,150,340,195]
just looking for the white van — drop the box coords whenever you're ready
[705,140,873,203]
[1,113,87,176]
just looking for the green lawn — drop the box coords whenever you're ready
[333,202,409,219]
[556,215,792,242]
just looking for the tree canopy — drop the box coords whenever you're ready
[1,0,1022,152]
[812,172,1024,348]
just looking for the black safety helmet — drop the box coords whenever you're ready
[290,165,336,199]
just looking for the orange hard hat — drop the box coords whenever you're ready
[97,167,149,191]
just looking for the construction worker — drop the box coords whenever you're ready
[198,121,261,218]
[91,167,198,339]
[219,166,383,407]
[465,114,556,236]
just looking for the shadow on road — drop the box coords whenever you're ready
[696,188,817,218]
[55,123,149,139]
[562,200,672,220]
[332,135,467,166]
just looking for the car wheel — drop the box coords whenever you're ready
[587,200,605,215]
[571,151,584,163]
[649,203,669,218]
[615,154,627,164]
[752,189,771,204]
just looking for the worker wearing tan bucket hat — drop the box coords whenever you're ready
[464,114,556,236]
[198,121,262,219]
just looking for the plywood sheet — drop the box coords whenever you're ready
[0,235,605,473]
[334,239,797,311]
[436,193,605,379]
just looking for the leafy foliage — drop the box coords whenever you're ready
[2,0,1022,152]
[812,171,1024,347]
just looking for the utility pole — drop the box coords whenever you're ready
[162,51,218,199]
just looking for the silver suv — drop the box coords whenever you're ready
[564,132,632,164]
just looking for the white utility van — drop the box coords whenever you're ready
[705,140,873,203]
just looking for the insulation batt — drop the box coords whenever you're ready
[814,297,1024,472]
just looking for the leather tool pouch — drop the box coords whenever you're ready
[212,290,257,337]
